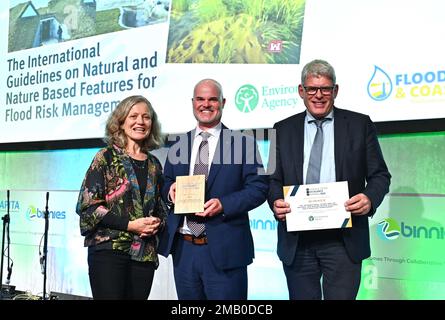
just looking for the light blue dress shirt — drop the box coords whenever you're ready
[303,110,336,184]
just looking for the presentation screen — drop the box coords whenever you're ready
[1,0,444,144]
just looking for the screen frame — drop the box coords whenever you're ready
[1,118,443,152]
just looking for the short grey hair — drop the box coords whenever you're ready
[193,78,224,101]
[301,59,336,85]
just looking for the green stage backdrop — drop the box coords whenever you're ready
[0,131,444,299]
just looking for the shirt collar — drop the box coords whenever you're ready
[306,109,334,123]
[194,122,222,139]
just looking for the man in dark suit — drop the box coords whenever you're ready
[268,59,391,299]
[158,78,268,300]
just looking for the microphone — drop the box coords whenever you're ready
[42,192,49,276]
[45,192,49,212]
[41,191,50,300]
[6,190,12,283]
[6,262,13,285]
[40,255,45,275]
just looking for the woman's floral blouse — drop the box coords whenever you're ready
[76,145,167,267]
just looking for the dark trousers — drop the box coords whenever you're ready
[283,231,362,300]
[88,249,155,300]
[172,236,248,300]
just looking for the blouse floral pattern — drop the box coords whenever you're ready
[76,145,167,267]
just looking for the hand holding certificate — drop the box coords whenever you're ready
[174,175,205,214]
[284,181,352,232]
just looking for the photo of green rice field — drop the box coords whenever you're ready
[166,0,306,64]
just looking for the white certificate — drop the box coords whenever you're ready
[284,181,352,232]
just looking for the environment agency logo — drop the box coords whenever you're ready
[376,218,401,241]
[235,84,259,113]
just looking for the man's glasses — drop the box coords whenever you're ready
[303,86,336,96]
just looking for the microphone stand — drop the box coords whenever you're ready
[42,192,49,300]
[0,190,10,300]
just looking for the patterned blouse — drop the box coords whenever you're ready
[76,145,167,267]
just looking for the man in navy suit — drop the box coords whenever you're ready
[268,59,391,299]
[159,78,268,300]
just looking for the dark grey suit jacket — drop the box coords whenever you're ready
[268,107,391,264]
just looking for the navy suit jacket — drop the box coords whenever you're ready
[268,107,391,264]
[158,124,269,270]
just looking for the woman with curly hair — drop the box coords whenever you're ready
[76,95,167,300]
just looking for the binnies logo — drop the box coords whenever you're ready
[26,205,66,221]
[376,218,401,241]
[376,218,445,241]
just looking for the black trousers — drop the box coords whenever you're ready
[88,248,155,300]
[284,230,362,300]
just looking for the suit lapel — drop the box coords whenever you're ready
[173,131,193,177]
[183,130,194,175]
[294,113,305,184]
[334,107,348,180]
[188,129,195,163]
[206,125,227,191]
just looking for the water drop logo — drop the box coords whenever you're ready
[26,205,38,221]
[367,66,393,101]
[235,84,259,113]
[376,218,401,241]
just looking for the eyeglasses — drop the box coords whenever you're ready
[303,86,336,96]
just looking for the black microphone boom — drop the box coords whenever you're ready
[42,192,50,300]
[5,190,12,286]
[0,190,11,299]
